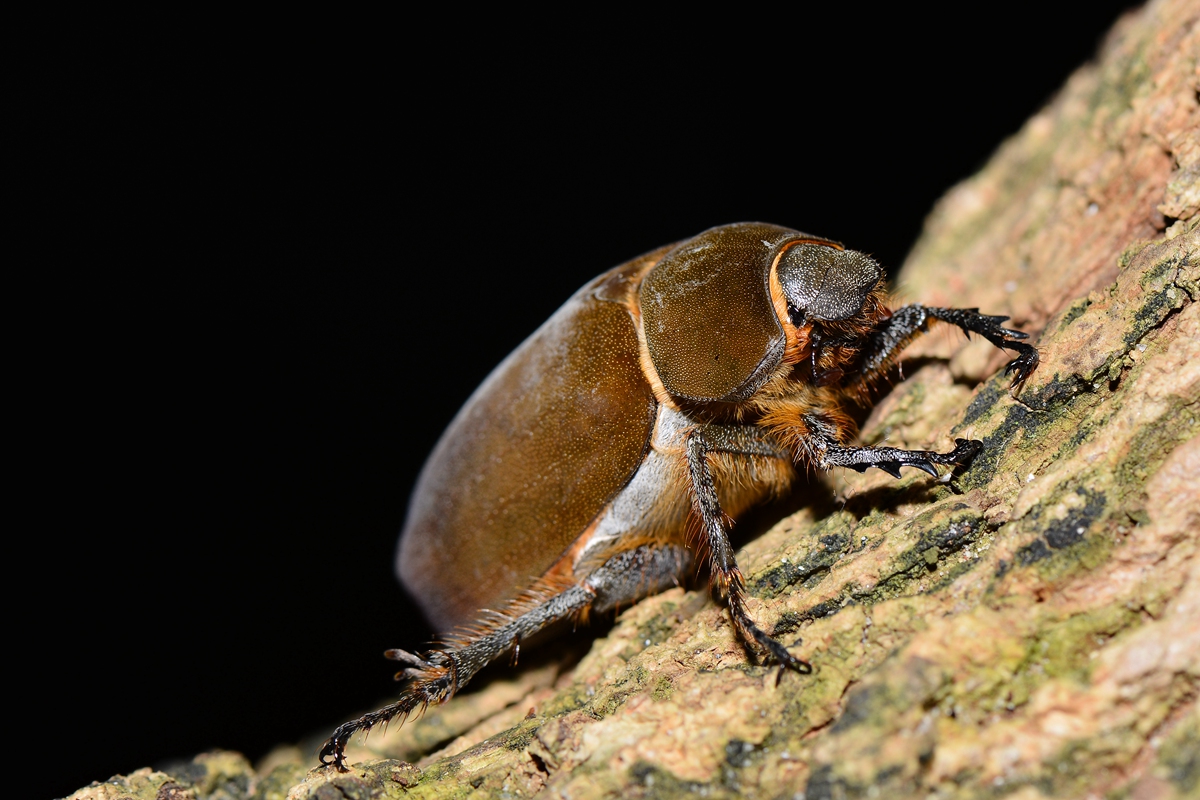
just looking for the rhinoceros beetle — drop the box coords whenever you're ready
[320,222,1038,769]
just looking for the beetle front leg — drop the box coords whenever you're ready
[684,430,812,674]
[319,583,596,771]
[858,303,1039,390]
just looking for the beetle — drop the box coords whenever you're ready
[319,222,1038,769]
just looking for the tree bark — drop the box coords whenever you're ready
[69,2,1197,798]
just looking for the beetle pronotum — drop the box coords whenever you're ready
[320,222,1038,769]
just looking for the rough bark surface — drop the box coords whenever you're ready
[68,2,1198,798]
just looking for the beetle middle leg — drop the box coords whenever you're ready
[796,410,983,478]
[684,427,812,674]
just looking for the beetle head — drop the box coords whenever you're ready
[776,244,882,327]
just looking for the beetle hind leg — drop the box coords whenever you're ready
[587,543,694,614]
[319,582,596,771]
[318,656,453,770]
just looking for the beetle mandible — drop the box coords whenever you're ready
[320,222,1039,769]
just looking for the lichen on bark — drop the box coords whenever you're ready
[68,2,1198,799]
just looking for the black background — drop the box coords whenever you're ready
[24,8,1136,798]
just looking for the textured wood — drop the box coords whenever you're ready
[67,2,1198,798]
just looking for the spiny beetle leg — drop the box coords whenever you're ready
[924,306,1040,390]
[319,584,596,771]
[684,430,811,674]
[318,666,453,771]
[732,597,812,673]
[816,429,984,479]
[857,304,1039,391]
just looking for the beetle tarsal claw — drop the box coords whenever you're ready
[949,438,985,463]
[318,721,358,771]
[751,628,812,675]
[396,667,427,680]
[1004,347,1041,391]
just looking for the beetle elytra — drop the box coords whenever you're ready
[320,222,1038,769]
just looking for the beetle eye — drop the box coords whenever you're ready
[788,307,808,328]
[777,244,882,322]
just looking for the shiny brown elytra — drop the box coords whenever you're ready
[320,222,1039,768]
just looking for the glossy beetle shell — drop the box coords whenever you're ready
[398,223,828,630]
[398,248,665,630]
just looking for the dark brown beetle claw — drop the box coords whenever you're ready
[772,647,813,675]
[1004,347,1040,391]
[905,306,1039,393]
[775,655,813,686]
[949,438,985,463]
[318,727,354,771]
[745,623,812,676]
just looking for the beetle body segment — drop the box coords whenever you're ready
[321,223,1040,770]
